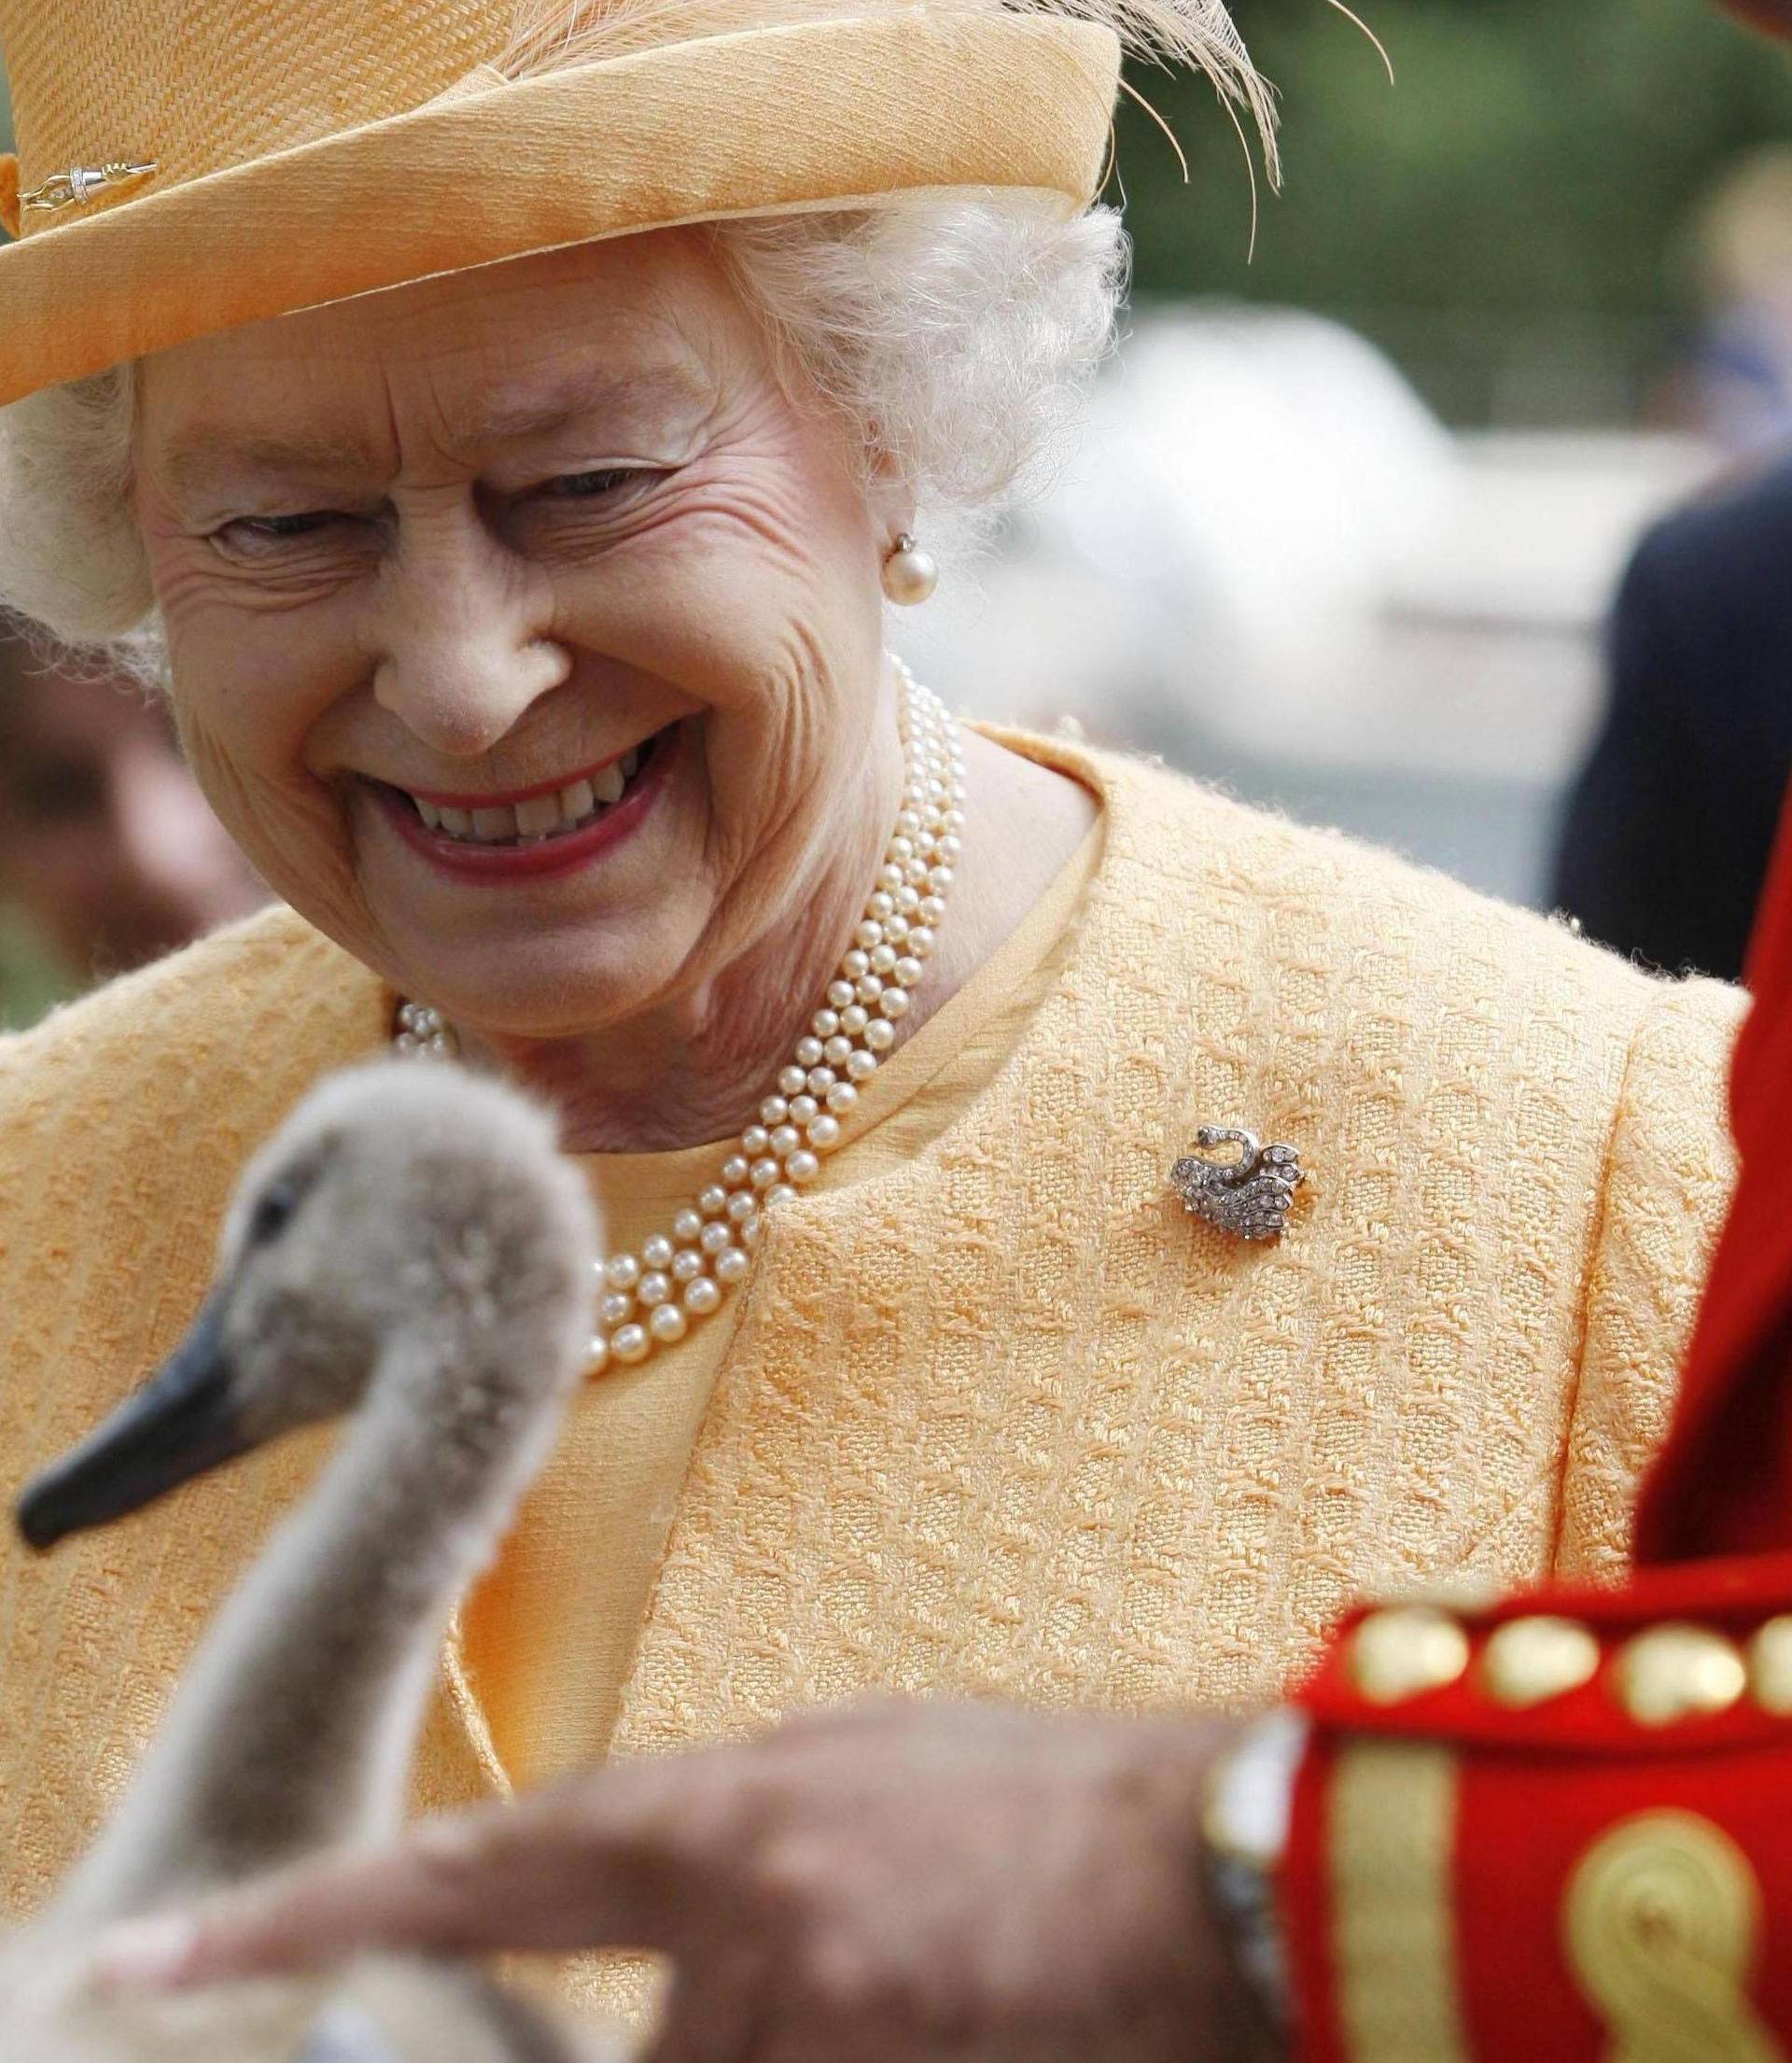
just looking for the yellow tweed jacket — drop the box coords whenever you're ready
[0,737,1743,1927]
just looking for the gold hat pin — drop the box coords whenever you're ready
[20,160,158,217]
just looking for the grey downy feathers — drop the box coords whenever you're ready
[5,1062,621,2063]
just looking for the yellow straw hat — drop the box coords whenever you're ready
[0,0,1147,408]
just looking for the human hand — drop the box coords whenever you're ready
[97,1698,1281,2063]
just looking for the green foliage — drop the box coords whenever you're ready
[0,910,70,1032]
[1120,0,1792,321]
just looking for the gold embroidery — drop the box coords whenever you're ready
[1563,1810,1783,2063]
[1330,1740,1472,2063]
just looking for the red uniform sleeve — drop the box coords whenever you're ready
[1278,656,1792,2060]
[1281,1557,1792,2062]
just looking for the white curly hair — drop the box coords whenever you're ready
[0,0,1271,667]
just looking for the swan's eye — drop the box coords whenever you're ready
[247,1181,301,1248]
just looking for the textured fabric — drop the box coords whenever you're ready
[6,0,498,195]
[1279,765,1792,2063]
[465,812,1104,1787]
[0,1,1118,404]
[0,735,1742,1995]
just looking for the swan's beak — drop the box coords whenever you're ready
[16,1293,253,1550]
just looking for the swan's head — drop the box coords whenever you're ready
[18,1062,599,1550]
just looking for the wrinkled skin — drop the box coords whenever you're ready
[133,231,1094,1149]
[100,1701,1273,2063]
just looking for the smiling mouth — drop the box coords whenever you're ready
[385,727,674,849]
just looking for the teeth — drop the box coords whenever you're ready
[472,806,518,843]
[403,735,658,846]
[514,793,563,836]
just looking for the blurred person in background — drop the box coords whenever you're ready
[1555,90,1792,979]
[1675,145,1792,455]
[1553,450,1792,980]
[0,618,263,1023]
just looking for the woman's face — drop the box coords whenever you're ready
[133,232,902,1037]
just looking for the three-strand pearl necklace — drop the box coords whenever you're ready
[393,664,964,1376]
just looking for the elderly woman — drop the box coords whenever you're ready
[0,0,1743,2046]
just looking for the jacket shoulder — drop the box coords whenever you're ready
[0,905,384,1261]
[1108,752,1744,1057]
[0,909,376,1923]
[0,905,378,1144]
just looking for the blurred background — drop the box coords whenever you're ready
[898,0,1792,915]
[6,0,1792,1022]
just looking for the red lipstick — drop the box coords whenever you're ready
[374,723,679,885]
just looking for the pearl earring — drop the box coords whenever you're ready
[882,533,938,606]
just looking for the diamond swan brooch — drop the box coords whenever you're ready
[1170,1126,1306,1242]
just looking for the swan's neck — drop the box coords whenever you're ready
[61,1329,565,1925]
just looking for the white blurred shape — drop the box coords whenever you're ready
[900,305,1718,790]
[901,303,1455,751]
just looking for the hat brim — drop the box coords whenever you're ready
[0,11,1120,406]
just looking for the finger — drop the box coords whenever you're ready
[96,1758,734,1991]
[93,1830,596,1994]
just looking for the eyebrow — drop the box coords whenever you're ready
[161,434,377,503]
[160,366,713,503]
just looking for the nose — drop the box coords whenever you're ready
[367,501,571,758]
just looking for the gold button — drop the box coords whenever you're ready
[1349,1607,1471,1705]
[1748,1615,1792,1715]
[1480,1615,1602,1708]
[1613,1624,1746,1727]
